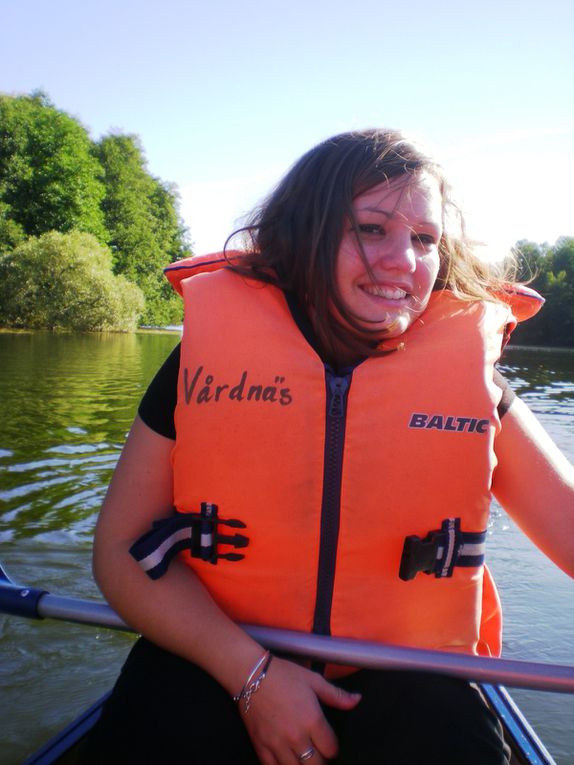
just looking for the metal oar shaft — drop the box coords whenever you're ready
[247,625,574,694]
[37,593,132,631]
[27,591,574,694]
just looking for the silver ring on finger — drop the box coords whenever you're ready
[298,747,315,762]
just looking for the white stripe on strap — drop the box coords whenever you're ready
[138,527,192,572]
[437,541,486,559]
[440,519,457,577]
[459,542,486,557]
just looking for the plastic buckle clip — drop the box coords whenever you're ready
[189,502,248,565]
[399,518,464,581]
[399,529,445,581]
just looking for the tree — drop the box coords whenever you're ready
[95,133,188,325]
[0,91,190,326]
[0,92,108,249]
[510,237,574,347]
[513,239,549,284]
[0,199,25,250]
[0,231,144,331]
[552,236,574,281]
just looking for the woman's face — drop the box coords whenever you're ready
[335,172,443,340]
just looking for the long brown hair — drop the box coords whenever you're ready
[226,129,515,363]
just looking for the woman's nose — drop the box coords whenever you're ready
[374,234,416,272]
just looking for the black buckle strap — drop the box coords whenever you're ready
[399,517,486,581]
[129,503,249,580]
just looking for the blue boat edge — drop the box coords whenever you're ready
[481,685,557,765]
[20,693,109,765]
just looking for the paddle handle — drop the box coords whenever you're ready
[2,581,572,694]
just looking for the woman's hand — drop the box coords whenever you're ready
[240,657,361,765]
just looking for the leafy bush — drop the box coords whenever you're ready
[0,231,144,331]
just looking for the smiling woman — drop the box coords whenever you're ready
[77,129,573,765]
[227,129,516,369]
[334,172,442,344]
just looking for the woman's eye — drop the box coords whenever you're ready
[412,233,436,247]
[356,223,385,236]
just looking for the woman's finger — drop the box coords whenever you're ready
[255,744,281,765]
[292,743,324,764]
[306,713,339,761]
[312,674,362,711]
[288,745,325,765]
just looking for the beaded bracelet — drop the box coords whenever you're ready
[233,650,273,713]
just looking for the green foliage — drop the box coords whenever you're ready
[95,134,188,325]
[0,231,144,331]
[0,91,190,328]
[0,92,108,247]
[0,199,26,250]
[513,239,549,283]
[511,237,574,347]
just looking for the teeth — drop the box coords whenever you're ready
[362,285,407,300]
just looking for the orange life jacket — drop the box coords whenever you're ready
[154,254,542,660]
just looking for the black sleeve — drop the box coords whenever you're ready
[494,368,516,419]
[138,343,180,440]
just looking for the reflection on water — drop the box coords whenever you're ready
[0,336,572,764]
[0,331,179,544]
[0,331,179,764]
[499,347,574,464]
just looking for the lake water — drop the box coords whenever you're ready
[0,333,572,764]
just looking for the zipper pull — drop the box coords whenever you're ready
[328,375,349,418]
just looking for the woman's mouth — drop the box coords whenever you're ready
[360,284,408,300]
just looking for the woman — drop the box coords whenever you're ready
[81,130,574,765]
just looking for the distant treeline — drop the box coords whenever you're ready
[0,92,572,341]
[511,237,574,348]
[0,91,190,330]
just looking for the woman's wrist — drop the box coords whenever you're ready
[202,630,269,699]
[233,649,273,713]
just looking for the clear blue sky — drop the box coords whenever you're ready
[2,0,573,257]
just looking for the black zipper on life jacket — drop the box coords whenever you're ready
[312,367,352,638]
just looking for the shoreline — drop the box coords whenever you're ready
[506,343,573,353]
[0,326,182,336]
[1,327,571,349]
